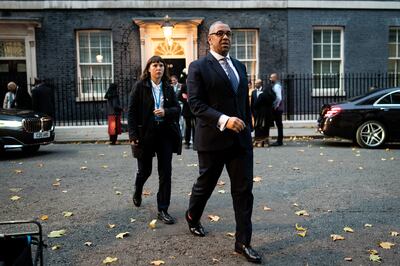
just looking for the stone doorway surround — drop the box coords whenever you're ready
[133,17,203,72]
[0,18,41,91]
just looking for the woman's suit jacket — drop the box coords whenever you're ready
[128,79,182,158]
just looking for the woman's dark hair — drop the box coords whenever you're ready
[140,55,169,83]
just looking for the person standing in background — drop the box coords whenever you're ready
[268,73,284,146]
[2,82,16,109]
[105,83,123,145]
[31,78,54,117]
[178,82,196,149]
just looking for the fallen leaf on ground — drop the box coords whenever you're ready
[116,232,129,239]
[344,257,352,262]
[62,190,68,193]
[320,153,324,156]
[358,166,364,170]
[102,165,108,169]
[48,230,66,238]
[298,149,305,152]
[267,165,273,168]
[123,154,128,158]
[295,223,307,231]
[84,242,92,246]
[292,203,299,207]
[187,163,198,167]
[130,218,136,223]
[37,163,44,168]
[150,260,165,266]
[9,188,22,192]
[369,254,381,262]
[297,231,307,237]
[343,227,354,233]
[330,234,345,241]
[62,211,73,217]
[368,249,379,255]
[379,242,395,249]
[187,192,192,196]
[212,258,220,263]
[356,154,361,157]
[253,176,262,182]
[108,224,116,229]
[226,232,235,237]
[10,196,21,201]
[14,169,23,174]
[103,257,118,264]
[80,166,87,170]
[40,215,48,221]
[51,245,61,250]
[56,178,61,182]
[390,231,399,236]
[115,191,122,195]
[292,167,301,171]
[295,210,310,216]
[381,158,386,161]
[98,154,105,156]
[52,182,61,187]
[218,190,226,194]
[143,190,151,196]
[208,215,220,222]
[217,180,225,186]
[149,219,157,229]
[365,224,373,228]
[263,206,272,211]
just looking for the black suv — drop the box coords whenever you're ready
[0,109,55,153]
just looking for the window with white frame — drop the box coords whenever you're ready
[76,30,113,99]
[312,28,343,95]
[230,29,258,81]
[389,28,400,86]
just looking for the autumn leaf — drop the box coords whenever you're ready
[103,257,118,264]
[330,234,345,241]
[62,211,73,217]
[297,231,307,237]
[390,231,399,236]
[365,224,373,228]
[263,206,272,211]
[187,163,198,167]
[226,232,235,237]
[9,188,22,193]
[368,249,379,255]
[56,178,61,182]
[37,163,44,168]
[379,242,395,249]
[48,230,66,238]
[108,224,116,229]
[253,176,262,182]
[10,195,21,201]
[51,245,61,250]
[295,210,310,216]
[115,191,122,195]
[295,223,307,231]
[116,232,129,239]
[217,180,225,186]
[212,258,220,263]
[52,182,61,187]
[369,254,381,263]
[208,215,220,222]
[80,166,88,170]
[150,260,165,266]
[98,153,105,156]
[149,219,157,229]
[358,166,364,170]
[143,190,151,196]
[130,218,136,223]
[14,169,23,174]
[40,215,49,221]
[327,159,334,162]
[343,227,354,233]
[344,257,352,262]
[218,190,226,194]
[298,149,305,152]
[381,158,386,161]
[62,190,68,193]
[84,242,92,246]
[292,203,299,207]
[292,167,301,171]
[102,165,108,169]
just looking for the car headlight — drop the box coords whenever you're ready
[0,120,23,128]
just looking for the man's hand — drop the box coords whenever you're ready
[153,108,165,117]
[226,117,245,133]
[130,139,139,146]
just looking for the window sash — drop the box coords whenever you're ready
[231,29,258,79]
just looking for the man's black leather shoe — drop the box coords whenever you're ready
[157,210,175,224]
[235,243,262,264]
[185,211,205,237]
[132,187,142,207]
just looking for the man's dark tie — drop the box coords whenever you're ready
[220,57,239,94]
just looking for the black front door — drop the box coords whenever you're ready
[164,59,186,83]
[0,60,27,106]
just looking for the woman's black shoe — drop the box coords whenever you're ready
[132,187,142,207]
[185,211,206,237]
[234,243,262,264]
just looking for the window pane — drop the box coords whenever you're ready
[332,30,341,43]
[79,33,89,48]
[100,33,111,48]
[102,49,112,63]
[103,65,112,78]
[246,31,256,44]
[322,61,331,73]
[389,29,397,43]
[391,92,400,104]
[323,44,331,58]
[389,44,396,58]
[81,79,90,93]
[378,95,391,104]
[0,40,25,57]
[331,61,340,73]
[313,30,322,43]
[247,45,256,59]
[80,65,91,78]
[92,65,103,78]
[388,60,396,73]
[313,44,321,58]
[237,46,246,59]
[235,31,246,45]
[79,48,90,63]
[313,61,322,74]
[332,44,341,58]
[90,33,101,48]
[323,30,331,43]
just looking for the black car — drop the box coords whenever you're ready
[318,87,400,148]
[0,109,55,153]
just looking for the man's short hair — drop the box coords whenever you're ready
[208,21,228,35]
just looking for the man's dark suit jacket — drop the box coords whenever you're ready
[187,53,252,152]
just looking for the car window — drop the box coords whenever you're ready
[376,94,392,105]
[391,92,400,104]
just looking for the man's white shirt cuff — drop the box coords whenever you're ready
[217,115,230,131]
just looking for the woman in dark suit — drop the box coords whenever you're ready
[128,55,182,224]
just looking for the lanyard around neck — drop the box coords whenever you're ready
[152,84,163,109]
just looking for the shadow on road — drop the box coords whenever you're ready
[0,148,76,161]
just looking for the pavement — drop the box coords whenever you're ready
[54,120,321,142]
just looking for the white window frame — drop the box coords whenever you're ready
[389,27,400,87]
[312,27,345,97]
[76,30,113,101]
[231,29,259,81]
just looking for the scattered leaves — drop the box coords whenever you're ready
[297,231,307,237]
[226,232,235,238]
[10,195,21,201]
[103,257,118,264]
[365,224,373,228]
[84,242,92,246]
[52,182,61,187]
[369,254,381,263]
[150,260,165,266]
[51,245,61,250]
[292,203,299,207]
[14,169,23,174]
[48,230,66,238]
[149,219,157,229]
[212,258,220,263]
[217,180,225,186]
[62,211,73,217]
[343,227,354,233]
[208,215,220,222]
[108,224,116,229]
[295,210,310,216]
[143,190,151,196]
[368,249,379,255]
[330,234,345,241]
[115,191,122,195]
[295,223,307,231]
[9,188,22,193]
[130,218,136,223]
[379,242,395,249]
[390,231,399,236]
[80,166,88,170]
[263,206,272,211]
[116,232,129,239]
[37,163,44,168]
[253,176,262,182]
[218,190,226,194]
[40,215,49,221]
[292,167,301,171]
[344,257,352,262]
[102,165,108,169]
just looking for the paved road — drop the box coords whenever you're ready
[0,139,399,265]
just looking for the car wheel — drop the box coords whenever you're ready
[22,145,40,153]
[356,121,386,148]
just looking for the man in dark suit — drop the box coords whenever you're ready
[31,78,55,118]
[185,21,261,264]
